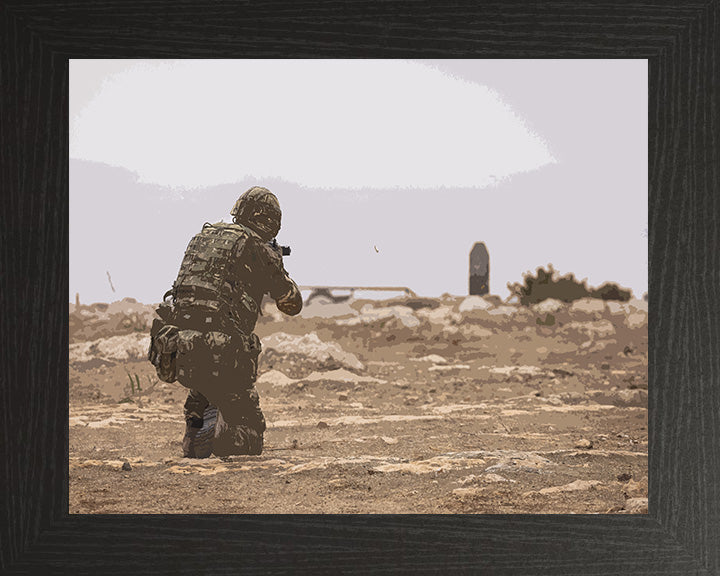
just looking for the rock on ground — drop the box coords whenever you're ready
[70,333,150,364]
[299,298,358,319]
[458,296,494,312]
[532,299,565,315]
[621,497,649,514]
[570,298,606,319]
[335,304,420,329]
[262,331,364,371]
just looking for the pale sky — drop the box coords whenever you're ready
[69,59,647,304]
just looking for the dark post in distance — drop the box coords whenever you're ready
[469,242,489,296]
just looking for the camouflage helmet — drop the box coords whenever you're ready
[231,186,281,241]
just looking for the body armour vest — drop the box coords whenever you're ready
[173,222,261,333]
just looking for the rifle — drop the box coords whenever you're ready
[269,239,291,256]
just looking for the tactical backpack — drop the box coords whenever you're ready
[173,222,260,320]
[148,221,265,384]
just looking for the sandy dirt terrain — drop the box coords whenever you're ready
[69,294,648,514]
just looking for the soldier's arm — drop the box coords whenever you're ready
[260,243,303,316]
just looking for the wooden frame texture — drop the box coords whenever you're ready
[1,1,718,574]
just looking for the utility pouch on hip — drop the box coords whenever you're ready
[238,332,262,355]
[148,319,180,383]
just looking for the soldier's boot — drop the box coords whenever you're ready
[181,406,218,458]
[212,412,263,457]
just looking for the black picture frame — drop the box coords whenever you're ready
[1,2,718,574]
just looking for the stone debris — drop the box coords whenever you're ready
[622,477,648,498]
[416,306,462,325]
[484,452,555,475]
[70,403,179,428]
[372,455,487,475]
[457,474,481,486]
[458,296,493,312]
[484,473,515,483]
[167,464,230,476]
[351,435,398,444]
[532,299,565,315]
[415,354,448,365]
[441,325,461,337]
[605,301,628,316]
[628,299,648,313]
[560,320,615,340]
[299,298,358,319]
[587,389,648,408]
[70,333,151,364]
[69,457,158,471]
[70,298,156,342]
[569,298,606,318]
[604,299,647,329]
[458,473,515,486]
[606,298,647,314]
[549,449,647,458]
[452,474,518,496]
[335,304,420,329]
[526,479,603,496]
[256,369,297,388]
[620,497,648,514]
[625,311,648,329]
[490,365,543,377]
[278,456,393,476]
[262,332,365,371]
[301,368,385,385]
[268,413,446,429]
[487,306,517,317]
[161,455,298,476]
[459,325,494,339]
[428,403,489,415]
[428,364,470,372]
[574,438,594,450]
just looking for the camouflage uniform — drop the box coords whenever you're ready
[151,187,301,457]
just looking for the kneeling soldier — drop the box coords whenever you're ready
[149,186,302,457]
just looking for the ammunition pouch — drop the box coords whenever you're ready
[148,320,180,383]
[156,297,176,322]
[149,291,261,385]
[174,329,261,386]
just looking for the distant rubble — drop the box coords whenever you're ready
[70,288,647,371]
[70,297,157,342]
[261,331,365,376]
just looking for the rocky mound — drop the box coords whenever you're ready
[70,298,157,343]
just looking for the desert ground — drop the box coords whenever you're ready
[69,293,648,514]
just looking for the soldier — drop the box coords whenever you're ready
[149,186,302,458]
